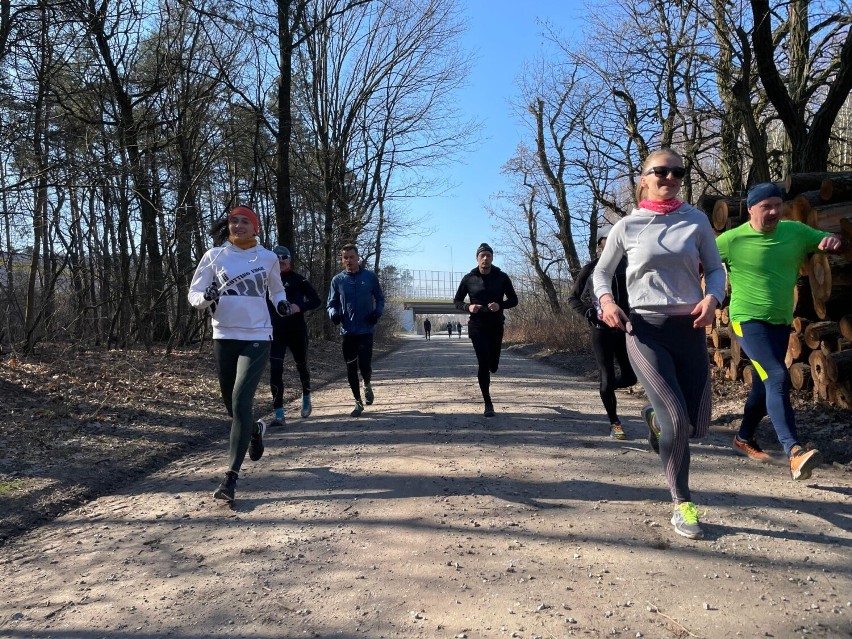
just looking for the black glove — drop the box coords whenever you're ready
[366,311,381,325]
[331,311,342,325]
[276,300,292,317]
[203,281,220,302]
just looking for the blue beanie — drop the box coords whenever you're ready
[746,183,784,208]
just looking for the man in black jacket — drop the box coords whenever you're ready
[267,246,321,424]
[453,243,518,416]
[567,228,636,440]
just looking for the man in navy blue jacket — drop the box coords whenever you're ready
[454,243,518,416]
[327,244,386,417]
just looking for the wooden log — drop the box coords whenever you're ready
[809,204,852,234]
[808,350,829,385]
[823,349,852,383]
[728,358,749,381]
[785,331,809,368]
[719,306,730,325]
[784,172,852,199]
[711,198,747,231]
[696,193,730,216]
[840,315,852,341]
[713,348,731,369]
[834,380,852,410]
[742,363,755,387]
[786,196,820,228]
[819,335,842,355]
[791,317,810,334]
[819,175,852,202]
[711,326,731,348]
[730,333,746,367]
[789,363,813,391]
[803,320,839,349]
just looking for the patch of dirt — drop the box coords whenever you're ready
[1,335,850,639]
[0,338,398,545]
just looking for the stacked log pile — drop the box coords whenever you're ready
[698,172,852,409]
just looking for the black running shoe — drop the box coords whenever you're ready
[249,419,266,461]
[483,402,495,417]
[214,471,238,502]
[364,384,374,405]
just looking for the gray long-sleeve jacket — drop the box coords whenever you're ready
[591,203,725,316]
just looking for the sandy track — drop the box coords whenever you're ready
[1,334,850,638]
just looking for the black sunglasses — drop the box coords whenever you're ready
[646,166,686,179]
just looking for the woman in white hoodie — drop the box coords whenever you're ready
[188,206,290,503]
[592,149,726,540]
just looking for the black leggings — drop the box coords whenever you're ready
[590,327,637,423]
[342,333,373,401]
[627,314,711,504]
[213,339,269,474]
[270,329,311,408]
[468,322,503,403]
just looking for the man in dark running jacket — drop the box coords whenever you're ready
[327,243,385,417]
[453,243,518,417]
[267,246,322,424]
[567,228,636,440]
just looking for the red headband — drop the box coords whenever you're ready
[228,206,259,234]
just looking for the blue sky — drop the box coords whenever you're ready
[392,1,582,276]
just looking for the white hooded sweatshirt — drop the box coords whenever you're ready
[188,242,287,340]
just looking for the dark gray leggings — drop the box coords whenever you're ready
[214,339,270,474]
[626,314,711,504]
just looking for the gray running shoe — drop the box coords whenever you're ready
[364,384,374,405]
[671,502,703,539]
[351,400,364,417]
[301,393,312,418]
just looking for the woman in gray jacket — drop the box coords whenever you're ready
[592,149,725,540]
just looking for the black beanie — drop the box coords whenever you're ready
[476,243,493,257]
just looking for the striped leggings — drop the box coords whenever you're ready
[627,314,711,504]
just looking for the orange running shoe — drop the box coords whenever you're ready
[789,446,822,481]
[732,436,772,462]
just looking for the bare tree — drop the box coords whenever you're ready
[750,0,852,172]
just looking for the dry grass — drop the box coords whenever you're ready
[504,301,591,353]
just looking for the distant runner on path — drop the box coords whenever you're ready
[423,318,432,340]
[454,242,518,417]
[188,206,292,504]
[456,321,463,338]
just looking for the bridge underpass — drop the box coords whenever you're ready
[397,300,468,333]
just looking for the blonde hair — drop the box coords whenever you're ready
[635,148,684,203]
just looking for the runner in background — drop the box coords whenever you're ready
[454,243,519,417]
[423,318,432,340]
[267,246,321,425]
[327,244,385,417]
[568,226,636,440]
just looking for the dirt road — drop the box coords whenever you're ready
[1,334,850,638]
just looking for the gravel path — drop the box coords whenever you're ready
[1,334,850,638]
